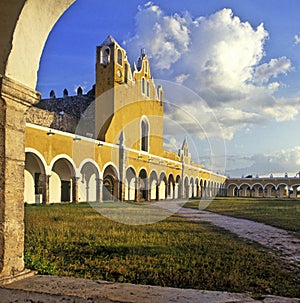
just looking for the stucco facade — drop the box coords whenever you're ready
[24,36,227,205]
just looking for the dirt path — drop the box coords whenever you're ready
[175,206,300,269]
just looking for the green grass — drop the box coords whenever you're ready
[24,203,300,298]
[185,198,300,236]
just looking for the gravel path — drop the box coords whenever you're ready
[176,206,300,269]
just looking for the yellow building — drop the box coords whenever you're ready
[24,36,226,204]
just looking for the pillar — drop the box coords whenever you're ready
[72,176,79,203]
[0,75,39,282]
[118,131,126,202]
[41,174,50,204]
[96,178,103,202]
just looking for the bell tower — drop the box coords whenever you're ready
[95,36,128,140]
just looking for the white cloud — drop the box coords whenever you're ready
[294,34,300,45]
[227,146,300,177]
[127,4,190,70]
[253,57,292,84]
[125,4,297,140]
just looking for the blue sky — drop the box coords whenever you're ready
[37,0,300,177]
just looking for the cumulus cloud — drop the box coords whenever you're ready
[253,57,292,84]
[124,4,298,140]
[125,2,190,70]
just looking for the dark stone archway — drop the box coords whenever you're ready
[0,0,75,283]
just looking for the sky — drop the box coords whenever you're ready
[36,0,300,177]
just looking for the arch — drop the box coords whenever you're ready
[102,162,120,180]
[25,147,49,174]
[0,0,75,279]
[239,183,251,197]
[50,157,76,203]
[24,151,47,204]
[100,46,110,65]
[78,160,100,202]
[117,48,122,65]
[49,154,77,175]
[3,0,75,89]
[227,183,238,197]
[252,183,264,198]
[264,183,277,198]
[167,174,175,199]
[103,165,119,201]
[159,172,167,200]
[150,170,159,201]
[138,168,148,201]
[125,167,136,201]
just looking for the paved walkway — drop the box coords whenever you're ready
[176,206,300,269]
[1,275,300,303]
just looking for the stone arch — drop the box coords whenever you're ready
[290,183,300,198]
[0,0,76,280]
[227,183,238,197]
[167,173,175,199]
[50,156,76,203]
[2,0,75,89]
[239,183,251,197]
[125,167,136,201]
[78,160,101,202]
[150,170,159,201]
[103,164,119,201]
[265,183,277,198]
[252,183,264,198]
[159,172,167,200]
[24,150,47,204]
[138,168,148,201]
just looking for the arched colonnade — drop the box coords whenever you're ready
[24,149,225,204]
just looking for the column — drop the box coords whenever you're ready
[41,174,50,204]
[0,76,40,281]
[96,178,103,202]
[72,176,79,203]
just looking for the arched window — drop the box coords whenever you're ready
[146,81,150,97]
[141,118,149,152]
[100,47,110,65]
[117,49,123,65]
[142,78,145,95]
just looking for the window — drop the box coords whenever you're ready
[141,118,149,152]
[100,47,110,65]
[142,78,145,95]
[117,49,122,65]
[146,81,150,97]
